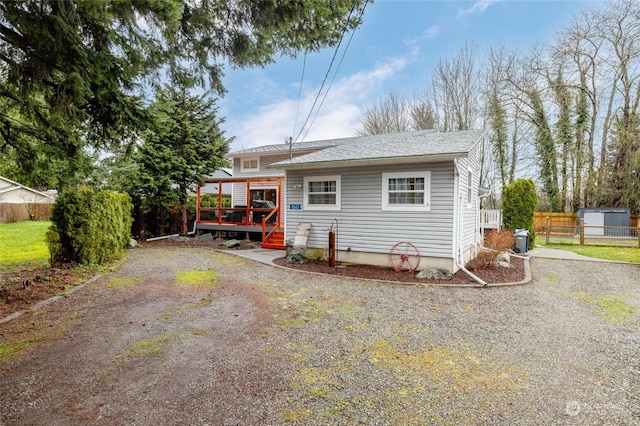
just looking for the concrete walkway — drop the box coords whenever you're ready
[231,246,625,266]
[527,246,620,262]
[229,247,285,265]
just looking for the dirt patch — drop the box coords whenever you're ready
[0,266,96,318]
[0,238,258,319]
[273,255,526,285]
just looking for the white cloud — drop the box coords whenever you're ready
[405,25,441,45]
[457,0,500,17]
[224,55,412,150]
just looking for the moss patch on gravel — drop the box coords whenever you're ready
[106,276,138,289]
[0,335,45,362]
[267,281,529,424]
[176,270,218,287]
[574,291,636,323]
[283,338,528,424]
[127,332,180,357]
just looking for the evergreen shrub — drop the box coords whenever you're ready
[502,179,538,247]
[47,187,133,265]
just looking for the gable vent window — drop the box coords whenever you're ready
[382,172,431,212]
[241,157,259,172]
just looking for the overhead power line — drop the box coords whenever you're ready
[293,0,368,143]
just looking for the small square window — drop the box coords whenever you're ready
[241,157,259,172]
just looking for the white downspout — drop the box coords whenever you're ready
[453,158,487,287]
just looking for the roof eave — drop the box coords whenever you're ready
[270,152,468,171]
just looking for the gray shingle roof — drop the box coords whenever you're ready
[228,138,349,157]
[269,129,486,168]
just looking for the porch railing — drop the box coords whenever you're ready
[481,209,501,230]
[262,205,282,242]
[197,205,278,225]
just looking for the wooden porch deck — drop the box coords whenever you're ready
[195,176,286,249]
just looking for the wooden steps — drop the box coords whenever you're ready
[261,230,286,250]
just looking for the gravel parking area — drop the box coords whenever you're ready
[1,246,639,425]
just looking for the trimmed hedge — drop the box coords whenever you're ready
[502,179,538,247]
[47,187,133,265]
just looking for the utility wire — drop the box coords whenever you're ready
[301,2,367,142]
[293,0,365,143]
[292,50,307,140]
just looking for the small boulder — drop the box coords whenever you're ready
[493,252,511,268]
[286,253,308,264]
[168,236,191,242]
[416,268,453,280]
[128,238,138,248]
[220,239,241,249]
[195,233,213,241]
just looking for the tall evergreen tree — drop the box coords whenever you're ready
[0,0,368,182]
[527,88,560,212]
[136,87,231,236]
[488,91,509,187]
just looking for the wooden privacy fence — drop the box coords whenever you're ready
[534,212,638,230]
[539,215,640,248]
[0,203,53,223]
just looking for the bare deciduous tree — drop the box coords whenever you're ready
[356,90,413,135]
[431,43,482,131]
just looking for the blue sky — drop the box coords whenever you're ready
[219,0,593,151]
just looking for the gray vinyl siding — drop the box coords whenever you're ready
[284,162,456,259]
[232,154,288,178]
[231,153,288,206]
[456,141,482,254]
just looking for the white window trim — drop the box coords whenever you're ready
[466,168,473,208]
[303,175,341,211]
[240,157,260,172]
[381,171,431,212]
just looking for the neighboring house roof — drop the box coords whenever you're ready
[227,138,350,157]
[205,168,233,179]
[0,176,55,202]
[269,129,486,170]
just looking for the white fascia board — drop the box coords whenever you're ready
[269,153,467,171]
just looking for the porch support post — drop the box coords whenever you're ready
[278,179,283,228]
[245,180,251,225]
[218,180,223,224]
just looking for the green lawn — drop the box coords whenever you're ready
[538,242,640,263]
[0,221,51,271]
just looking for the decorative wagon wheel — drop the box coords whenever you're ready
[389,242,421,272]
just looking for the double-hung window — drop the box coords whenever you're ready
[303,175,341,210]
[241,157,259,172]
[382,171,431,211]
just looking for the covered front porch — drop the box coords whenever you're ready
[195,176,286,249]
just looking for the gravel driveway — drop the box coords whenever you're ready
[1,246,639,425]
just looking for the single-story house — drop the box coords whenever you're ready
[196,129,488,272]
[0,176,56,222]
[268,129,488,274]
